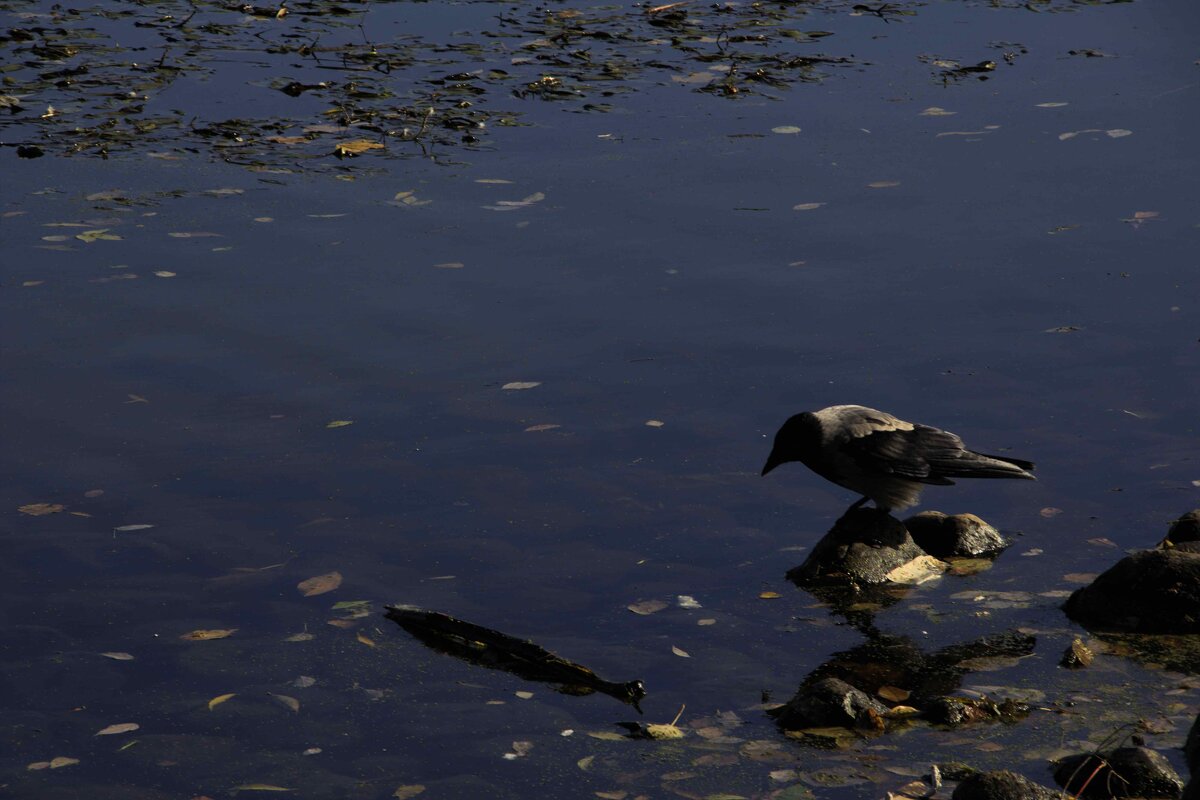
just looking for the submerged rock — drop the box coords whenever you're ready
[1053,746,1183,799]
[904,510,1008,558]
[951,769,1062,800]
[922,696,1030,727]
[1185,712,1200,774]
[787,508,932,587]
[1063,550,1200,633]
[770,676,889,730]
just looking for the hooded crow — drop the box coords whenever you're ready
[761,405,1035,512]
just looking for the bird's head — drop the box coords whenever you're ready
[761,411,821,476]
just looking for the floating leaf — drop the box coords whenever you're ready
[792,202,825,211]
[676,595,701,609]
[326,420,354,429]
[525,423,561,432]
[919,106,955,116]
[877,685,911,702]
[167,231,221,238]
[19,503,64,516]
[284,632,315,642]
[100,652,134,661]
[76,229,122,243]
[627,599,668,615]
[232,784,293,793]
[333,139,384,157]
[595,790,628,799]
[1039,507,1063,518]
[1036,102,1069,108]
[153,270,176,278]
[867,181,900,189]
[356,631,377,648]
[95,722,139,736]
[270,693,300,713]
[49,756,79,769]
[84,489,104,498]
[392,787,426,800]
[27,761,51,771]
[115,524,155,532]
[671,645,690,658]
[588,731,626,741]
[502,381,540,390]
[698,618,716,626]
[292,675,317,688]
[645,419,665,427]
[515,690,534,700]
[298,572,342,596]
[208,693,236,710]
[771,125,802,134]
[180,628,237,641]
[759,591,782,600]
[483,192,545,212]
[577,755,595,771]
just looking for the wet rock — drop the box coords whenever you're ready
[1063,550,1200,633]
[951,769,1062,800]
[904,511,1008,558]
[1053,746,1183,799]
[770,676,889,730]
[1060,637,1094,668]
[787,508,930,587]
[1185,712,1200,774]
[1165,510,1200,546]
[922,696,1030,727]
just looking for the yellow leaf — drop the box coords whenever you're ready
[95,722,139,736]
[326,420,353,428]
[759,591,781,599]
[19,503,64,516]
[270,693,300,713]
[232,784,293,793]
[180,628,237,641]
[208,693,236,711]
[298,571,342,596]
[75,229,122,243]
[49,756,79,769]
[333,139,384,157]
[356,631,376,648]
[645,723,684,739]
[393,786,426,800]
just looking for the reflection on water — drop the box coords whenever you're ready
[3,0,1200,796]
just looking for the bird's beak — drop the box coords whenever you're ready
[761,451,781,476]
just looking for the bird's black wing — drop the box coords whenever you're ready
[841,424,963,485]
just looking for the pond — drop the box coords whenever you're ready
[2,0,1200,797]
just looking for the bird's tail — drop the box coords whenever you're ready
[949,452,1036,480]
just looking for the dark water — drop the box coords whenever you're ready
[3,0,1200,797]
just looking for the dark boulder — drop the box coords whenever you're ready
[904,511,1008,558]
[952,769,1062,800]
[1165,510,1200,546]
[922,696,1030,727]
[1053,746,1183,798]
[788,508,930,587]
[770,676,889,730]
[1063,549,1200,633]
[1185,712,1200,774]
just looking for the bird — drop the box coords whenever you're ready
[761,405,1035,513]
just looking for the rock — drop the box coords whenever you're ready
[922,696,1030,727]
[770,677,890,730]
[952,769,1062,800]
[1063,549,1200,633]
[904,511,1008,558]
[788,508,929,587]
[1053,746,1183,798]
[1166,510,1200,545]
[1185,712,1200,774]
[1060,637,1094,668]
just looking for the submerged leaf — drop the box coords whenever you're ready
[298,572,343,596]
[501,381,541,390]
[95,722,139,736]
[19,503,64,516]
[180,628,237,641]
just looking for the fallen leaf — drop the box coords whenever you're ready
[646,723,685,739]
[19,503,64,516]
[771,125,802,134]
[49,756,79,769]
[153,270,176,278]
[208,693,236,710]
[671,645,690,658]
[27,761,51,770]
[333,139,384,157]
[525,423,561,432]
[867,181,900,188]
[759,591,782,600]
[577,755,595,770]
[100,652,134,661]
[298,572,343,596]
[95,722,139,736]
[515,690,534,699]
[180,628,237,641]
[595,792,628,800]
[502,381,541,390]
[356,631,376,648]
[292,675,316,688]
[326,420,353,428]
[676,595,701,609]
[76,229,122,243]
[587,731,626,741]
[792,202,825,211]
[84,489,104,498]
[284,632,315,642]
[698,618,716,626]
[877,685,911,702]
[1087,537,1118,548]
[627,599,668,615]
[114,524,155,532]
[1039,507,1063,518]
[270,693,300,713]
[392,787,426,800]
[919,106,956,116]
[232,784,293,792]
[645,419,665,427]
